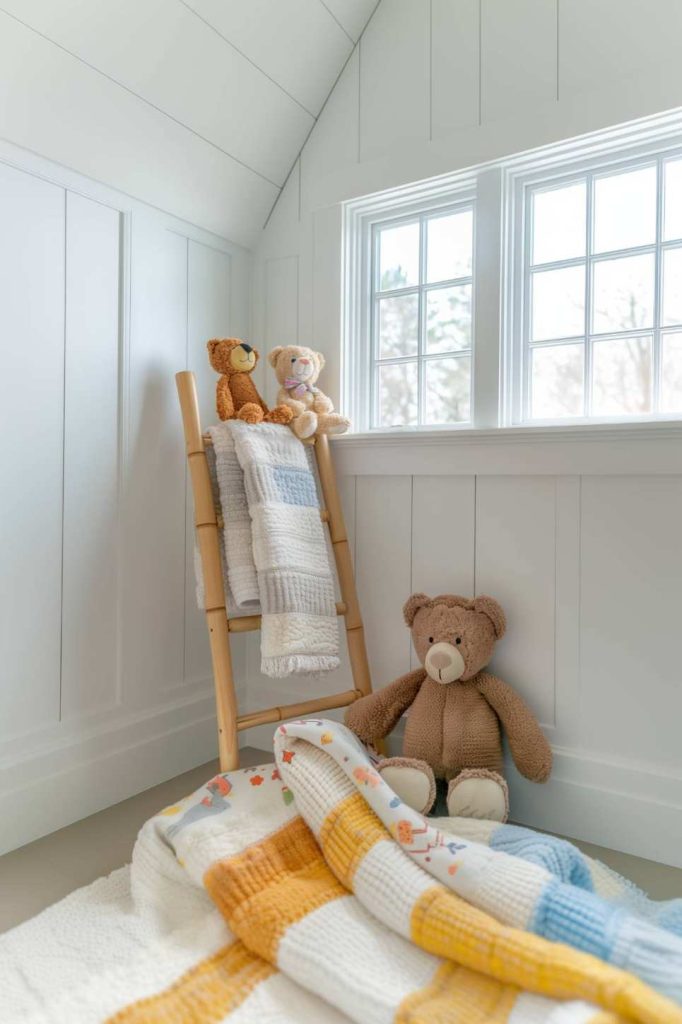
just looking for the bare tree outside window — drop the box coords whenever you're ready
[527,162,682,420]
[372,209,473,428]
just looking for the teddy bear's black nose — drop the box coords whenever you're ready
[240,343,253,354]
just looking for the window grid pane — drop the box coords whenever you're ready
[371,205,474,428]
[524,156,682,421]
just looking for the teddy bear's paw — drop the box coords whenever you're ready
[265,405,294,425]
[237,403,264,424]
[317,413,350,436]
[293,411,318,439]
[447,770,509,823]
[379,758,436,815]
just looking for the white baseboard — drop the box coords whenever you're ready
[508,747,682,869]
[0,695,220,856]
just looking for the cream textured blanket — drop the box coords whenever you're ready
[197,421,339,677]
[7,720,681,1024]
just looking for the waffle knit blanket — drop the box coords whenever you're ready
[20,720,680,1024]
[198,421,339,677]
[428,816,682,940]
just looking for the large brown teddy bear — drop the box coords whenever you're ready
[268,344,349,439]
[207,338,293,425]
[345,593,552,821]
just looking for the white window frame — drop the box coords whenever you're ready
[344,171,485,433]
[344,108,682,435]
[507,143,682,426]
[369,201,475,430]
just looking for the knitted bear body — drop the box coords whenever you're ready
[346,593,552,822]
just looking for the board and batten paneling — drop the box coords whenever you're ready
[122,217,188,706]
[580,476,682,771]
[0,140,253,855]
[476,476,558,729]
[0,162,65,740]
[184,240,232,688]
[359,0,429,162]
[430,0,480,137]
[480,0,557,122]
[354,475,413,687]
[61,193,121,719]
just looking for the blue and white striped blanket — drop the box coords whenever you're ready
[202,421,340,678]
[431,813,682,940]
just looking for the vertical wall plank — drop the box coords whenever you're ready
[359,0,430,162]
[0,163,65,739]
[475,475,556,727]
[122,216,187,706]
[61,193,121,718]
[553,475,581,747]
[559,0,682,99]
[313,205,344,410]
[431,0,480,138]
[264,255,299,402]
[580,477,682,770]
[481,0,557,123]
[355,475,412,688]
[411,475,476,669]
[184,240,232,687]
[301,49,359,214]
[411,476,475,595]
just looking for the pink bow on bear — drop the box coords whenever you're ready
[284,378,319,399]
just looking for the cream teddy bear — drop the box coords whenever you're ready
[268,345,350,439]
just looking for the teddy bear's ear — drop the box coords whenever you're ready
[403,592,431,627]
[315,351,326,371]
[473,595,506,639]
[268,346,284,367]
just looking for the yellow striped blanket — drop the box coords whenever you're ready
[36,719,682,1024]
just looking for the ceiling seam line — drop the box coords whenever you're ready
[316,0,356,44]
[261,0,383,230]
[178,0,319,119]
[0,6,283,189]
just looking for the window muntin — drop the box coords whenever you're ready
[370,206,474,429]
[522,155,682,422]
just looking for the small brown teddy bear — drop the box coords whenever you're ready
[345,593,552,821]
[207,338,293,425]
[268,344,350,439]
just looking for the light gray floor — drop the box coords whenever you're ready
[0,747,272,934]
[1,746,680,934]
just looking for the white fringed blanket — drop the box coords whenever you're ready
[198,421,339,677]
[4,720,681,1024]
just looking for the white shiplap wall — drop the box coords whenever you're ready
[0,142,251,855]
[251,0,682,866]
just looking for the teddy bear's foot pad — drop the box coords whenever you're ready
[447,770,509,823]
[378,759,435,815]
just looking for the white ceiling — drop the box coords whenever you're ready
[0,0,378,245]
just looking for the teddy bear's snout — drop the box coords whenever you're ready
[425,641,465,684]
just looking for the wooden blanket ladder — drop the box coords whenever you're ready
[176,370,372,771]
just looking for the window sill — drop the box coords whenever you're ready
[332,419,682,448]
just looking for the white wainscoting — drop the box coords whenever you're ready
[319,430,682,868]
[0,143,250,855]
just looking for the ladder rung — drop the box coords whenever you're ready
[202,431,316,448]
[228,602,347,633]
[236,688,361,731]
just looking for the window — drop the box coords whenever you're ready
[344,110,682,432]
[371,207,474,429]
[519,159,682,421]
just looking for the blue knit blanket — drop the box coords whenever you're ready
[430,813,682,940]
